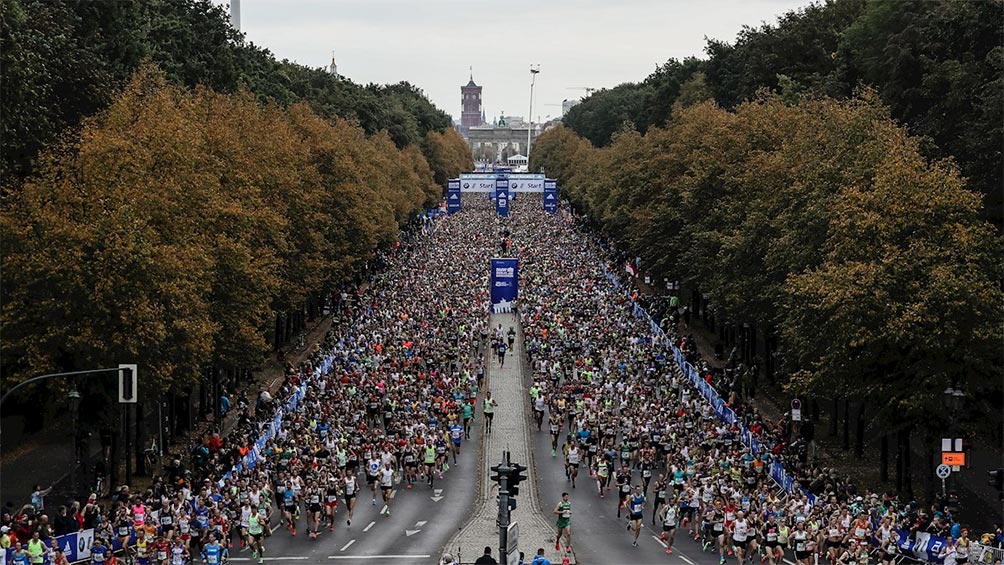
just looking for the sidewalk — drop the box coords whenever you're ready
[446,312,573,565]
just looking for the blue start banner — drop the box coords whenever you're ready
[495,177,510,217]
[447,179,461,214]
[490,258,518,313]
[544,179,558,214]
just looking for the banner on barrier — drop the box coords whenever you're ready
[490,258,518,313]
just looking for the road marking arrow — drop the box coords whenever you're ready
[430,496,443,502]
[405,529,421,537]
[415,521,427,528]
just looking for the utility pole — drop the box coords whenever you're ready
[527,65,540,164]
[490,451,528,564]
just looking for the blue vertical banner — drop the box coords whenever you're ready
[543,179,558,214]
[447,179,461,214]
[490,258,518,313]
[495,176,510,217]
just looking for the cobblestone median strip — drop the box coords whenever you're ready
[445,313,573,564]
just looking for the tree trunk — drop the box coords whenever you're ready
[855,400,867,457]
[904,427,914,497]
[135,400,146,475]
[880,434,889,482]
[109,421,120,486]
[831,397,839,436]
[895,429,904,492]
[274,313,283,349]
[842,398,850,451]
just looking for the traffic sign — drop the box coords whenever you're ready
[936,464,951,479]
[506,522,519,565]
[942,452,966,466]
[791,398,802,422]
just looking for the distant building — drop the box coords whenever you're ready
[562,98,579,116]
[230,0,240,30]
[467,113,541,163]
[328,52,339,79]
[459,69,485,137]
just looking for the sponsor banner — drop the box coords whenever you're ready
[447,179,461,214]
[495,177,510,217]
[460,173,544,192]
[461,178,498,192]
[544,179,558,213]
[490,258,518,313]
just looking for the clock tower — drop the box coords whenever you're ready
[461,68,485,130]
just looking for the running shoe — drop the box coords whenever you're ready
[667,548,674,554]
[632,541,638,547]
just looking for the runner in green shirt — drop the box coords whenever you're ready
[553,492,572,553]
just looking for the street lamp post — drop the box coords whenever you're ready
[527,64,540,164]
[67,387,81,499]
[941,386,965,500]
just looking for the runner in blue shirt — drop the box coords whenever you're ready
[201,534,227,565]
[449,423,464,464]
[9,543,31,565]
[90,540,109,565]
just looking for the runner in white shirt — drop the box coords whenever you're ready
[731,511,755,565]
[378,463,395,516]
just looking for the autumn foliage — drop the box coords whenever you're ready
[1,66,471,393]
[531,92,1003,432]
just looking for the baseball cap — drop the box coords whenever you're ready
[1,526,9,533]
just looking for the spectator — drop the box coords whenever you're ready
[474,546,499,564]
[29,486,52,513]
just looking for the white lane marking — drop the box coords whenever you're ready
[379,505,388,515]
[339,539,356,552]
[230,558,309,561]
[784,560,797,565]
[363,521,376,532]
[652,535,668,547]
[415,521,427,527]
[405,529,421,536]
[327,556,431,560]
[430,495,444,502]
[680,555,696,565]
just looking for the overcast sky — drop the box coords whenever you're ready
[215,0,811,123]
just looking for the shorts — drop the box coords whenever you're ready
[568,463,579,469]
[733,538,749,549]
[405,461,418,469]
[765,541,779,549]
[381,484,392,491]
[663,524,676,532]
[795,551,811,561]
[309,504,322,513]
[882,553,896,562]
[251,532,262,541]
[827,540,842,549]
[366,474,378,485]
[283,504,296,513]
[344,494,355,505]
[630,512,643,522]
[325,501,338,508]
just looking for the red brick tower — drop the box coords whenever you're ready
[461,68,484,129]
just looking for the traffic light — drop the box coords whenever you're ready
[509,461,528,497]
[119,364,138,403]
[491,462,511,485]
[989,468,1003,493]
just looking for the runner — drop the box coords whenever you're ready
[564,440,581,489]
[449,420,464,464]
[246,508,266,565]
[552,493,572,553]
[379,462,395,516]
[628,485,645,547]
[658,492,679,554]
[342,474,358,526]
[483,392,497,435]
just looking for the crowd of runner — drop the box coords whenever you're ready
[503,197,995,565]
[2,200,512,565]
[4,193,1000,565]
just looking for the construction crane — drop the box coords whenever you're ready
[567,87,597,95]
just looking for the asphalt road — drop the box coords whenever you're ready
[233,420,483,564]
[530,418,731,565]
